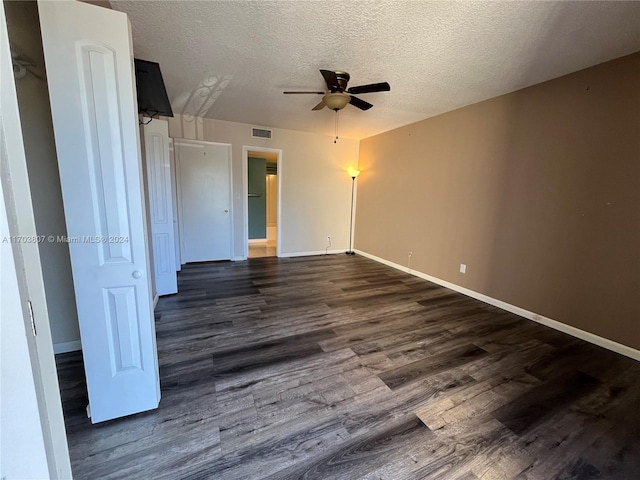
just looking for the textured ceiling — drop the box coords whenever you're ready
[113,1,640,140]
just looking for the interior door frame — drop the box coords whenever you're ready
[168,139,181,271]
[1,2,71,475]
[174,138,234,263]
[242,146,282,259]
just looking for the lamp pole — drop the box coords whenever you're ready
[346,170,359,255]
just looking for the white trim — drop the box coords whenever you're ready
[173,138,230,148]
[153,294,159,309]
[232,256,245,261]
[355,249,640,362]
[280,249,345,258]
[168,138,181,271]
[53,340,82,354]
[242,146,283,260]
[229,145,235,263]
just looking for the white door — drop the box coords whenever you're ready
[176,141,232,262]
[169,140,182,271]
[39,0,160,423]
[144,120,177,295]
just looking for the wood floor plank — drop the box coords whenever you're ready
[492,371,600,435]
[55,254,640,480]
[379,343,488,390]
[262,415,434,480]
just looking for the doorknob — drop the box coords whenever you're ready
[224,209,229,213]
[132,270,143,279]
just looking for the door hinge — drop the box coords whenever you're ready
[27,300,37,336]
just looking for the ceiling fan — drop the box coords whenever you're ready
[284,69,390,111]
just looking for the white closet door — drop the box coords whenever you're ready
[144,120,177,295]
[39,0,160,423]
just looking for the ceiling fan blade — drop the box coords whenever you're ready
[312,100,326,111]
[320,69,340,90]
[349,95,373,111]
[283,91,324,94]
[347,82,391,95]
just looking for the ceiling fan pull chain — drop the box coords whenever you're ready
[334,110,339,143]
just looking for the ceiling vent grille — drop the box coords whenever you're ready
[251,127,272,139]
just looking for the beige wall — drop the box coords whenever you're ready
[356,53,640,350]
[6,0,80,349]
[168,115,359,257]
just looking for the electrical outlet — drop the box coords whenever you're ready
[460,263,466,274]
[408,251,413,257]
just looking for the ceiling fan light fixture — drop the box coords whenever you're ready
[323,92,350,111]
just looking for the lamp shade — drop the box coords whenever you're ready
[323,92,350,111]
[348,168,360,178]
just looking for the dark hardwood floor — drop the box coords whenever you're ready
[56,254,640,479]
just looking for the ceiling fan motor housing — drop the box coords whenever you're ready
[331,71,351,92]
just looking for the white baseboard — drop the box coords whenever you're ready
[355,249,640,362]
[53,340,82,354]
[279,249,345,258]
[233,256,246,261]
[153,294,159,310]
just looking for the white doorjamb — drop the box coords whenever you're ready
[0,3,71,476]
[242,146,282,259]
[168,139,181,270]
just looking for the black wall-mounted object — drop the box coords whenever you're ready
[134,59,173,118]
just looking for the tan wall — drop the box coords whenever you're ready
[356,52,640,350]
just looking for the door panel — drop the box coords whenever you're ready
[176,142,232,262]
[144,120,177,295]
[104,286,143,372]
[81,43,133,265]
[39,0,160,423]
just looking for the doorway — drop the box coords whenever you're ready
[243,147,281,259]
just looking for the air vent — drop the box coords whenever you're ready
[251,127,272,139]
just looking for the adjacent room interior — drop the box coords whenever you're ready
[2,1,639,479]
[247,149,279,258]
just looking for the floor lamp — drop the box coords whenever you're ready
[346,169,360,255]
